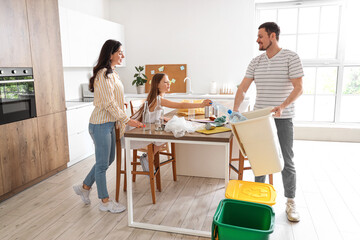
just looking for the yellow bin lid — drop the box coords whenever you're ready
[225,180,277,206]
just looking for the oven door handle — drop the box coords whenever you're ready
[0,79,34,84]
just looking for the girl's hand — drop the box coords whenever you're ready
[163,117,171,122]
[127,119,144,128]
[201,99,212,107]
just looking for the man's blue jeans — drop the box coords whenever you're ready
[84,122,116,199]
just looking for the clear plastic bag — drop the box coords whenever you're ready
[164,116,203,137]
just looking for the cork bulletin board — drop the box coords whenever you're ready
[145,64,187,93]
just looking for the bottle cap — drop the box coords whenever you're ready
[228,109,232,115]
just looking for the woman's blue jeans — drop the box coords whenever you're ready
[84,122,116,199]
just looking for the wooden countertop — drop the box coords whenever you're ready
[124,112,232,143]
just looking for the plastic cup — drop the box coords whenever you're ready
[188,108,195,120]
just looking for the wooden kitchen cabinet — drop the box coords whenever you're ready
[37,111,69,174]
[0,0,32,67]
[0,118,41,196]
[26,0,66,116]
[0,0,70,202]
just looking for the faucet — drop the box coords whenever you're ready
[184,77,192,94]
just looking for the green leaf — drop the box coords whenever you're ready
[135,66,139,72]
[139,66,144,71]
[134,73,139,77]
[142,74,148,79]
[132,80,137,86]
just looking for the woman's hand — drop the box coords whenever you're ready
[163,117,171,122]
[201,99,212,107]
[127,119,144,128]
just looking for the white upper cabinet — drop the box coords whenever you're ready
[59,7,125,67]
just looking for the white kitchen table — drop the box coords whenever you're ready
[121,113,232,238]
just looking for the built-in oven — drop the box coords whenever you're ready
[0,67,37,125]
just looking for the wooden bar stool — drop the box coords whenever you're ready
[115,140,162,203]
[115,135,176,204]
[229,137,273,185]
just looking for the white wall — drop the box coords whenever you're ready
[59,0,110,101]
[59,0,110,20]
[109,0,255,94]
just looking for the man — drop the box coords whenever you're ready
[233,22,303,222]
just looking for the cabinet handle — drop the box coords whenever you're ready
[0,79,35,84]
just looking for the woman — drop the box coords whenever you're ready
[73,39,143,213]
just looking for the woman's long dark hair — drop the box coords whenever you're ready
[89,39,121,92]
[132,73,167,122]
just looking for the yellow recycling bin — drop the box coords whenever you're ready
[225,180,277,206]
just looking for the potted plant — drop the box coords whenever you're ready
[132,66,148,94]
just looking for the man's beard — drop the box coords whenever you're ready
[259,40,272,51]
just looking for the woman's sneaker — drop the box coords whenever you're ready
[73,184,91,205]
[99,200,126,213]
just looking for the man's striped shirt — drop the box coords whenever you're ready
[245,49,304,118]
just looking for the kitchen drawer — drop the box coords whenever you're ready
[66,105,94,136]
[68,130,94,166]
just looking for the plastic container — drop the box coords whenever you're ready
[225,180,277,206]
[230,107,284,176]
[212,199,275,240]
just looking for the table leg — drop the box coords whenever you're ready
[126,138,134,226]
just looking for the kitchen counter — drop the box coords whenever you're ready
[65,100,93,110]
[125,93,237,99]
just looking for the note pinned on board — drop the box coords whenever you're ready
[180,66,185,70]
[158,66,164,72]
[151,70,155,74]
[171,78,176,84]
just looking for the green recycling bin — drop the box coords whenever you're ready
[212,199,275,240]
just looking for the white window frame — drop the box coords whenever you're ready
[255,0,359,124]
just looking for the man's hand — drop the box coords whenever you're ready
[271,105,284,117]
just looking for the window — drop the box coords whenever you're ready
[256,0,360,124]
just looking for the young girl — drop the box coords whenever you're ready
[132,73,211,121]
[128,73,211,154]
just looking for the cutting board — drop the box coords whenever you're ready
[145,64,187,93]
[196,127,232,135]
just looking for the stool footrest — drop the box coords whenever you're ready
[159,158,175,166]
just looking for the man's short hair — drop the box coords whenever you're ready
[259,22,280,41]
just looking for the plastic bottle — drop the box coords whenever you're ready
[210,101,247,123]
[142,101,151,132]
[154,95,164,131]
[210,101,233,116]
